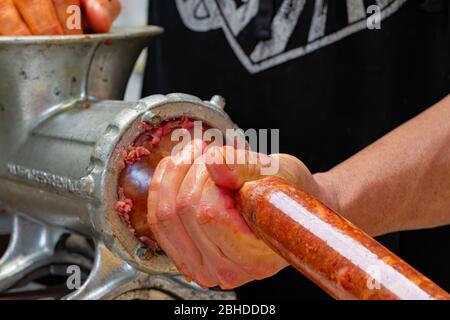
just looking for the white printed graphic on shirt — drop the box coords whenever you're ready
[175,0,407,73]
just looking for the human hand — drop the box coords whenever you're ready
[147,140,329,289]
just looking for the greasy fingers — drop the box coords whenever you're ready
[177,159,252,289]
[148,141,288,289]
[147,140,217,287]
[13,0,64,35]
[147,158,186,270]
[0,0,31,35]
[197,179,288,280]
[1,0,120,36]
[81,0,121,33]
[52,0,82,34]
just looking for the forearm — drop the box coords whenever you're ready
[314,95,450,236]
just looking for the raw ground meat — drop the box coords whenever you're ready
[114,116,195,249]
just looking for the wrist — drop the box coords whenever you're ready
[312,171,342,215]
[313,171,387,237]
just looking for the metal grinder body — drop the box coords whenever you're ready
[0,27,236,300]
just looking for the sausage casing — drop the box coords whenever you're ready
[236,176,450,300]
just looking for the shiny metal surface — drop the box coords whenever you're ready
[0,214,64,292]
[0,28,236,300]
[64,243,234,300]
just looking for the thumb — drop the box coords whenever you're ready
[205,146,310,190]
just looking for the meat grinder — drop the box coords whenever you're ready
[0,26,236,300]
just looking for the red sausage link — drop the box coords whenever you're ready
[235,176,450,300]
